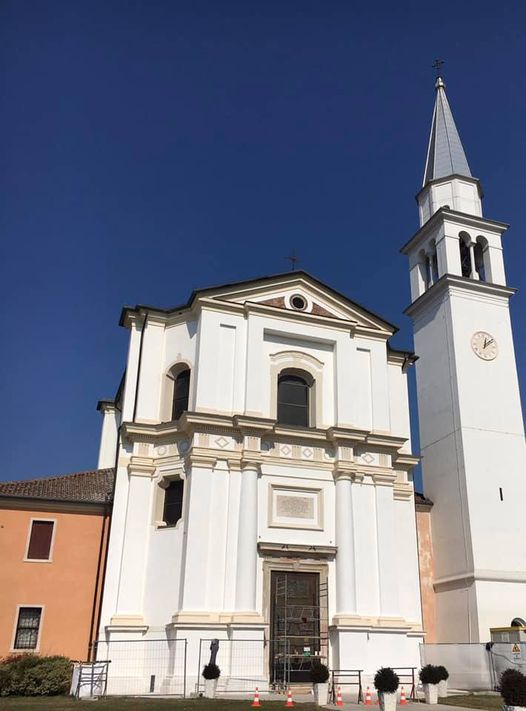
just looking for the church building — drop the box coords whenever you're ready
[93,75,526,693]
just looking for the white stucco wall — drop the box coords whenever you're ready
[98,275,422,683]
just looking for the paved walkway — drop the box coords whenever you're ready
[324,704,471,711]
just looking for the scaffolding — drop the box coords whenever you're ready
[270,572,329,688]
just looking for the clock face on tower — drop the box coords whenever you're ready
[471,331,498,360]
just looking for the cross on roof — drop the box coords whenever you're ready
[287,252,299,271]
[432,58,444,77]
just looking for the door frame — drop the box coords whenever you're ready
[262,558,329,683]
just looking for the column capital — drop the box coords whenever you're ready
[240,460,261,474]
[184,453,218,469]
[334,469,353,482]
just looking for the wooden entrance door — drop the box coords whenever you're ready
[270,571,321,684]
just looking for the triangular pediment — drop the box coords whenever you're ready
[195,272,396,335]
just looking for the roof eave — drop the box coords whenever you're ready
[118,271,399,335]
[415,174,484,203]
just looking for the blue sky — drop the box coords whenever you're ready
[1,1,526,485]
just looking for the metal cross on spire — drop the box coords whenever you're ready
[432,58,444,77]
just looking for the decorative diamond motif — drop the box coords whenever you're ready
[281,445,292,456]
[362,453,375,464]
[215,437,229,449]
[302,447,313,459]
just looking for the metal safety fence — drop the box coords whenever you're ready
[92,638,187,696]
[196,638,268,694]
[420,642,526,691]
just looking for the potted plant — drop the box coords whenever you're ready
[500,668,526,711]
[202,663,220,698]
[419,665,442,704]
[437,666,449,698]
[374,667,399,711]
[310,660,330,706]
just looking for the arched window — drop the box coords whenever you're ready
[459,238,472,278]
[163,479,184,526]
[474,239,486,281]
[277,372,311,427]
[172,368,190,420]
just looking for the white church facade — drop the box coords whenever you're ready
[94,76,526,693]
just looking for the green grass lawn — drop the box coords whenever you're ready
[0,694,504,711]
[440,695,501,710]
[0,699,319,711]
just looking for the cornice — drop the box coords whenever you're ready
[434,569,526,593]
[127,462,156,477]
[331,614,417,632]
[171,611,266,626]
[121,414,414,474]
[258,541,337,558]
[0,497,110,515]
[328,427,368,444]
[401,207,509,256]
[415,174,483,203]
[272,425,328,442]
[405,275,516,318]
[108,614,148,631]
[233,414,276,433]
[393,482,414,501]
[393,453,420,471]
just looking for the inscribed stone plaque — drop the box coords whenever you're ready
[276,494,314,520]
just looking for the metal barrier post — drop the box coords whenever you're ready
[183,639,187,698]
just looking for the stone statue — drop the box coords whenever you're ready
[209,638,219,665]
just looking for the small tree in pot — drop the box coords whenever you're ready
[310,660,330,706]
[374,667,399,711]
[420,665,442,704]
[436,666,449,698]
[500,668,526,711]
[202,663,220,698]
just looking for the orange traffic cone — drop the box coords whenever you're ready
[252,687,261,708]
[336,686,344,707]
[285,688,294,708]
[400,687,407,706]
[365,686,372,706]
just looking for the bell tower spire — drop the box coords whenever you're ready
[402,73,526,643]
[423,76,472,185]
[416,75,483,226]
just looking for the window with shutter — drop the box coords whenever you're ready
[26,521,54,560]
[14,607,42,650]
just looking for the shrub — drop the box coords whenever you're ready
[500,668,526,707]
[202,663,221,680]
[436,665,449,682]
[0,655,72,696]
[310,661,330,684]
[374,667,399,694]
[419,664,442,685]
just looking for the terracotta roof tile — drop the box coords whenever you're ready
[0,468,115,504]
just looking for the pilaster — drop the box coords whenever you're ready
[112,463,156,620]
[235,462,260,612]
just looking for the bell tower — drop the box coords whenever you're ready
[402,75,526,642]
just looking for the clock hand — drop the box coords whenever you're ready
[483,338,487,349]
[486,338,494,348]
